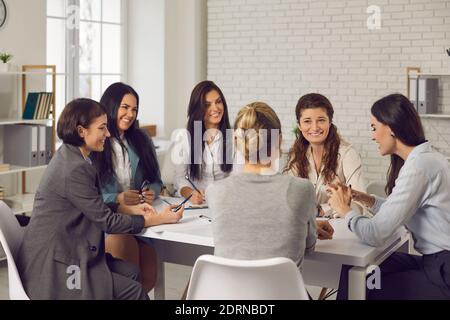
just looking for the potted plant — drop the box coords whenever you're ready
[0,52,13,72]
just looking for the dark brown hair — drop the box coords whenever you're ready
[371,93,426,195]
[186,80,233,180]
[284,93,341,183]
[57,98,106,146]
[91,82,161,186]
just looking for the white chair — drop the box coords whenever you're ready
[186,255,309,300]
[366,181,387,198]
[157,140,176,196]
[0,201,30,300]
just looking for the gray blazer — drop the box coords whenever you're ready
[17,144,145,299]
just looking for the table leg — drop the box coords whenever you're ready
[348,266,366,300]
[153,255,165,300]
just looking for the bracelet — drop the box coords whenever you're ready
[347,216,355,232]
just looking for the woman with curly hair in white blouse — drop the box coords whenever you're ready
[284,93,367,218]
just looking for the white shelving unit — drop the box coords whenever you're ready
[0,118,52,125]
[0,65,62,215]
[406,67,450,117]
[0,71,66,76]
[0,165,48,177]
[407,67,450,164]
[419,114,450,119]
[3,193,35,215]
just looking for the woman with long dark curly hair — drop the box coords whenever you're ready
[284,93,366,217]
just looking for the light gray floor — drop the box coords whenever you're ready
[0,259,333,300]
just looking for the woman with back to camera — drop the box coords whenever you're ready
[173,80,233,204]
[328,93,450,299]
[208,102,335,284]
[285,93,367,218]
[18,98,183,300]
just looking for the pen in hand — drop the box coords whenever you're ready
[172,194,193,212]
[185,175,202,194]
[185,175,205,204]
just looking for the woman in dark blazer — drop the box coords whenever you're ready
[17,98,183,300]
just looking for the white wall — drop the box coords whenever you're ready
[0,0,47,195]
[207,0,450,182]
[0,0,46,65]
[0,0,46,117]
[165,0,207,136]
[127,0,166,135]
[127,0,207,138]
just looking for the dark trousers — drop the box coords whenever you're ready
[337,251,450,300]
[106,253,149,300]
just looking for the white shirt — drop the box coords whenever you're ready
[288,141,367,215]
[173,130,229,195]
[346,142,450,254]
[111,136,132,191]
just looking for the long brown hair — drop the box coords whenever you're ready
[284,93,341,183]
[186,80,233,180]
[371,94,426,195]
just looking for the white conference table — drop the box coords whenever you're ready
[139,198,410,300]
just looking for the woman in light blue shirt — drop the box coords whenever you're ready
[328,93,450,299]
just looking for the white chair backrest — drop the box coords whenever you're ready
[158,141,175,189]
[186,255,309,300]
[0,201,30,300]
[366,181,387,198]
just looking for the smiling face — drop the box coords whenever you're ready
[116,94,138,135]
[78,114,110,153]
[298,107,331,146]
[203,90,224,129]
[370,115,396,156]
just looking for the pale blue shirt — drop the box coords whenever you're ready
[345,142,450,255]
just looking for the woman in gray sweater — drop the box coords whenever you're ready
[207,102,334,270]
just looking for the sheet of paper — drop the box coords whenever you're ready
[149,211,211,233]
[157,196,208,210]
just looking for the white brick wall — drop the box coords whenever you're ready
[207,0,450,183]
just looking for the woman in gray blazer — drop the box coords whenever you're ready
[17,98,183,300]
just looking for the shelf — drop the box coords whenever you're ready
[0,71,66,76]
[416,73,450,77]
[0,165,47,176]
[3,193,35,215]
[0,118,53,126]
[419,114,450,119]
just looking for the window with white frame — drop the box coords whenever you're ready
[46,0,125,121]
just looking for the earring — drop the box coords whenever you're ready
[390,133,395,137]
